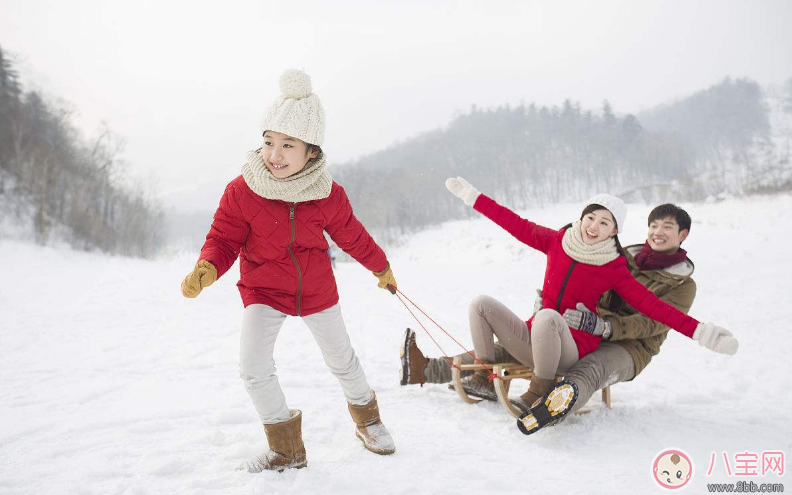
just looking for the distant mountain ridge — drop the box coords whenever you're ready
[333,77,792,245]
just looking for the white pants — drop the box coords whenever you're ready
[239,303,373,424]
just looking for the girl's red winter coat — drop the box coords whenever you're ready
[474,195,699,359]
[199,176,388,316]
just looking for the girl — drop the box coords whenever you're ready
[445,176,737,412]
[181,70,397,472]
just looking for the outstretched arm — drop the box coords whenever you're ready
[445,176,557,254]
[612,271,698,337]
[604,279,697,341]
[613,268,737,354]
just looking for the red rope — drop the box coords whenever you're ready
[392,287,500,382]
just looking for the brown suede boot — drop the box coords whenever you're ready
[237,409,308,473]
[511,376,556,414]
[400,328,430,385]
[348,392,395,455]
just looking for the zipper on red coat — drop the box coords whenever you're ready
[556,261,578,311]
[287,203,303,316]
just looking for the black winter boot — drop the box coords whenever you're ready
[517,380,579,436]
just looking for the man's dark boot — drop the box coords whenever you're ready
[517,380,580,436]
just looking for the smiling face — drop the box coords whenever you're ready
[656,453,691,488]
[579,208,618,245]
[261,130,319,179]
[647,215,689,254]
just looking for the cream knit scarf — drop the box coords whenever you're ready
[561,221,620,266]
[242,148,332,202]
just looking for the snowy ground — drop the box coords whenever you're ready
[2,194,791,495]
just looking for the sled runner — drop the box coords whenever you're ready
[451,356,612,418]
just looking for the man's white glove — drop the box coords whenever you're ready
[445,176,481,206]
[562,303,613,339]
[692,322,739,355]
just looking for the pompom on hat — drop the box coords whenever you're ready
[260,69,325,146]
[584,193,627,231]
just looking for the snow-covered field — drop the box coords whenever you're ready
[2,195,791,495]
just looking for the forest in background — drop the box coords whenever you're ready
[334,77,792,244]
[0,44,163,257]
[2,40,791,255]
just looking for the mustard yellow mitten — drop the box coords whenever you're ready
[181,260,218,298]
[373,263,397,294]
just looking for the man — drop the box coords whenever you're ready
[399,204,738,434]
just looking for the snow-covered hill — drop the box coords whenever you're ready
[2,195,791,495]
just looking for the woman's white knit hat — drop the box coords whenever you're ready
[585,193,627,230]
[260,69,325,146]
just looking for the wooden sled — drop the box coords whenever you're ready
[451,356,612,418]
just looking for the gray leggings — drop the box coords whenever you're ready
[564,342,635,416]
[469,295,579,380]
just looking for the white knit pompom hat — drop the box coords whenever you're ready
[260,69,325,146]
[584,193,627,231]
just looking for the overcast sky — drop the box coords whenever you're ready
[2,0,792,211]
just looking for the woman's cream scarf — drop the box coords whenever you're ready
[242,148,332,202]
[561,221,619,266]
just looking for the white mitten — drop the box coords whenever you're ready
[445,176,480,206]
[692,322,739,355]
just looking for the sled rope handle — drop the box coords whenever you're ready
[392,286,501,382]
